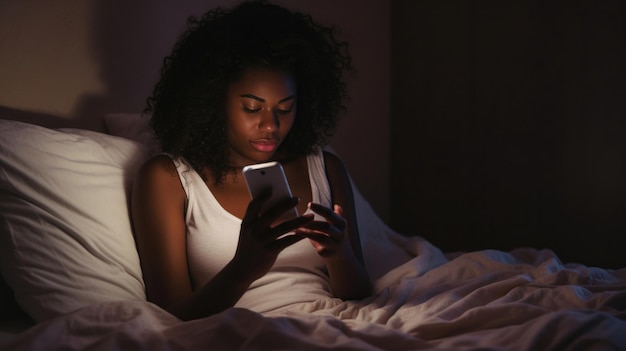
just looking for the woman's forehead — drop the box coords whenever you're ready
[228,67,297,99]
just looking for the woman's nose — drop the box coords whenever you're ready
[259,109,279,131]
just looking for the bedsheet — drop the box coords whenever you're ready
[3,234,625,350]
[2,182,625,350]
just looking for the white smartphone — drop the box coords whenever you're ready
[242,161,299,221]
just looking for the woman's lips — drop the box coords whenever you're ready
[251,140,279,152]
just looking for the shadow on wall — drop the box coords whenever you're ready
[0,105,73,130]
[73,1,197,130]
[1,1,233,130]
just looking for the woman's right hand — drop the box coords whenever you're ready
[232,188,314,281]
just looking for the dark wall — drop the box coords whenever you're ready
[390,0,626,268]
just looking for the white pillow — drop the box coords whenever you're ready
[0,119,148,322]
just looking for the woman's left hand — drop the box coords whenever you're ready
[295,202,352,258]
[297,202,372,300]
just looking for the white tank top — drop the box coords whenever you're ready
[171,149,335,313]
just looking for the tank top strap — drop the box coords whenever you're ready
[306,147,332,208]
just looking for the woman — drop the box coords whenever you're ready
[132,0,371,321]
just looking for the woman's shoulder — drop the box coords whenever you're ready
[135,154,182,187]
[133,154,188,207]
[140,154,177,173]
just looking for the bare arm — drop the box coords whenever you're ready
[131,155,250,320]
[131,155,312,320]
[296,151,371,300]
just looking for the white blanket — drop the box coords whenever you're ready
[3,189,626,350]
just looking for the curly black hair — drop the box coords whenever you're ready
[145,0,352,184]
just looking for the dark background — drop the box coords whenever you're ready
[1,1,624,270]
[390,0,626,268]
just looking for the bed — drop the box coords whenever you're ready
[1,116,625,351]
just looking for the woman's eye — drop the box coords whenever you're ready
[243,106,261,113]
[276,105,294,115]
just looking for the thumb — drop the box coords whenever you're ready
[334,204,343,216]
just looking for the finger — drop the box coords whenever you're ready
[308,203,346,229]
[243,187,272,221]
[298,223,342,242]
[334,204,344,217]
[308,202,334,217]
[258,196,300,226]
[296,231,332,244]
[301,221,339,234]
[268,214,314,239]
[268,232,306,252]
[296,232,336,257]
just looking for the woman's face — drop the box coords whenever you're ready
[225,67,297,168]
